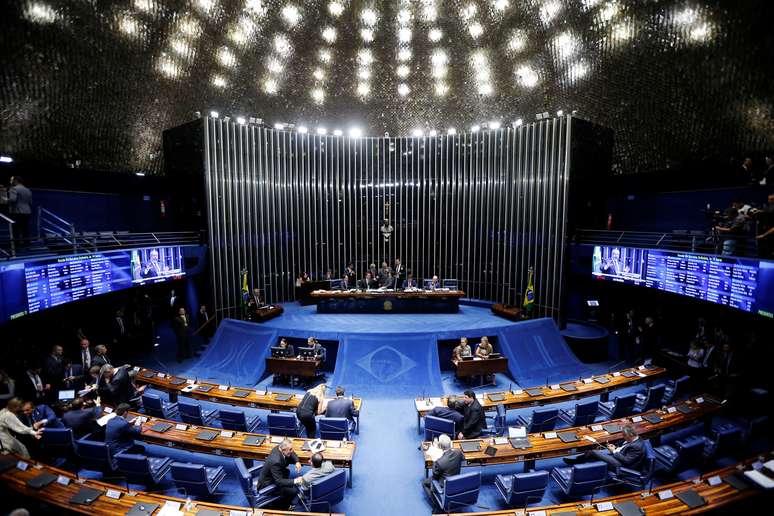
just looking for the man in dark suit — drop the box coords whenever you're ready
[393,258,404,284]
[325,386,359,432]
[19,401,60,429]
[344,263,356,285]
[77,338,94,372]
[105,403,143,456]
[62,398,101,438]
[16,365,49,404]
[430,399,465,434]
[402,271,418,289]
[101,365,145,407]
[258,438,303,509]
[564,425,645,473]
[421,434,464,508]
[458,390,486,439]
[172,307,192,362]
[112,309,127,345]
[358,272,376,289]
[43,345,66,394]
[91,345,111,369]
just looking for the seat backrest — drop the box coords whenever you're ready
[41,427,74,448]
[712,426,742,456]
[568,462,607,495]
[267,413,298,436]
[671,375,690,398]
[643,385,666,410]
[219,408,246,429]
[142,393,164,414]
[641,439,656,478]
[611,393,637,418]
[425,415,455,440]
[309,469,347,501]
[116,453,150,476]
[512,470,549,494]
[444,471,481,496]
[171,462,208,493]
[178,399,203,423]
[76,438,113,470]
[319,417,348,440]
[234,457,254,494]
[574,400,599,425]
[676,438,705,468]
[530,407,558,432]
[660,422,704,446]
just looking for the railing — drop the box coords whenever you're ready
[0,212,15,258]
[573,228,759,257]
[37,206,77,254]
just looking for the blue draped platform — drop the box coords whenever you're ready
[178,304,590,393]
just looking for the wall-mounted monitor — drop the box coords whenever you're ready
[591,245,773,318]
[0,246,186,323]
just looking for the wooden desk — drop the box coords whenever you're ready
[249,304,284,322]
[454,357,509,382]
[310,289,465,313]
[447,452,771,516]
[134,368,362,433]
[0,455,344,515]
[124,409,357,486]
[491,303,523,321]
[421,394,722,473]
[266,357,321,377]
[414,366,666,433]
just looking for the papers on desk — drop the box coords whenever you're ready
[157,501,183,516]
[97,412,117,427]
[508,427,527,438]
[744,469,774,489]
[326,440,341,448]
[494,437,508,445]
[426,444,443,462]
[270,436,283,444]
[473,357,482,361]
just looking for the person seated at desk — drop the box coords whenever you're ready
[278,338,295,358]
[428,275,441,290]
[296,384,327,438]
[338,274,350,290]
[18,400,60,429]
[451,338,472,364]
[429,398,464,434]
[62,397,101,438]
[294,452,335,493]
[358,272,377,289]
[259,438,303,509]
[458,390,486,440]
[295,272,309,287]
[325,386,359,431]
[378,261,392,286]
[563,425,645,473]
[686,340,705,369]
[306,337,326,361]
[403,271,418,289]
[105,403,144,456]
[381,272,397,290]
[247,287,265,313]
[475,336,493,358]
[421,434,464,509]
[344,263,356,285]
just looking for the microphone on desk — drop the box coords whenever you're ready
[508,383,512,395]
[608,359,628,375]
[421,389,425,401]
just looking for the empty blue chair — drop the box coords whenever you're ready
[703,423,743,458]
[495,470,549,507]
[39,427,75,464]
[319,417,350,441]
[515,407,559,433]
[484,405,507,437]
[115,453,173,485]
[662,375,690,403]
[141,393,179,419]
[610,439,656,489]
[431,471,481,512]
[235,458,281,508]
[267,412,302,437]
[550,461,608,499]
[558,400,599,427]
[75,434,120,472]
[424,415,456,441]
[653,436,706,473]
[170,462,226,498]
[178,398,218,426]
[635,384,666,412]
[598,393,637,419]
[299,469,347,512]
[218,407,261,432]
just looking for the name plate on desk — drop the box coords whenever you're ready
[591,425,603,432]
[270,436,283,444]
[218,385,229,391]
[105,489,122,499]
[707,475,722,486]
[220,431,234,438]
[550,384,560,390]
[514,389,523,395]
[16,462,28,471]
[528,511,547,516]
[658,489,674,500]
[696,397,704,403]
[156,373,166,378]
[667,407,677,413]
[596,502,614,511]
[631,416,643,423]
[543,432,558,439]
[175,424,188,431]
[57,475,71,486]
[185,379,195,384]
[612,372,621,377]
[582,378,593,384]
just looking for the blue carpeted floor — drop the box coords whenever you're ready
[119,306,767,515]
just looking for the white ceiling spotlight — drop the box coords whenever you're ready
[349,127,363,138]
[316,127,327,135]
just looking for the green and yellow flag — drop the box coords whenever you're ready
[240,269,249,315]
[523,267,535,315]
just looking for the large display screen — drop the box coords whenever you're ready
[592,245,774,317]
[0,246,185,323]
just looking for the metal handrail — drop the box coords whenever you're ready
[0,213,15,258]
[38,206,73,227]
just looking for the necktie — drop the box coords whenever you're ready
[83,349,89,368]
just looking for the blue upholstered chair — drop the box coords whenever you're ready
[494,470,549,507]
[267,412,302,437]
[218,407,261,432]
[484,404,507,437]
[662,375,690,403]
[558,400,599,427]
[515,407,559,433]
[235,458,281,508]
[654,435,706,473]
[598,393,637,420]
[299,469,347,512]
[39,427,76,464]
[431,471,481,512]
[634,384,666,412]
[703,423,743,458]
[178,398,218,426]
[319,417,350,441]
[550,461,608,499]
[424,415,456,441]
[75,434,121,472]
[170,462,226,498]
[115,453,173,485]
[141,392,179,419]
[610,439,656,489]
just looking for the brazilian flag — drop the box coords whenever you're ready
[523,267,535,316]
[240,269,249,317]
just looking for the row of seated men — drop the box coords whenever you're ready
[1,385,358,511]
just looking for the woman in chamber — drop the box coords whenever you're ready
[296,383,327,438]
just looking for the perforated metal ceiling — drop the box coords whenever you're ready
[1,0,772,175]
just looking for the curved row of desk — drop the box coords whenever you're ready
[446,452,773,516]
[0,454,343,516]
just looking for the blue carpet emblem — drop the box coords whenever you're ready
[356,345,417,383]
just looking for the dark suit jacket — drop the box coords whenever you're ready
[16,373,46,403]
[171,315,190,339]
[92,355,110,369]
[258,445,300,488]
[19,405,61,429]
[358,278,376,289]
[76,347,95,371]
[432,449,463,482]
[613,438,646,470]
[105,415,140,456]
[63,407,100,438]
[402,279,417,289]
[105,367,138,406]
[43,355,65,389]
[325,397,359,422]
[281,345,295,358]
[430,406,464,432]
[461,399,487,438]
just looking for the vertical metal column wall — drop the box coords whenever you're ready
[203,116,572,320]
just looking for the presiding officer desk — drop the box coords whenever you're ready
[421,394,722,474]
[310,289,465,313]
[447,452,772,516]
[0,455,345,515]
[134,367,362,431]
[414,365,666,433]
[101,406,358,486]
